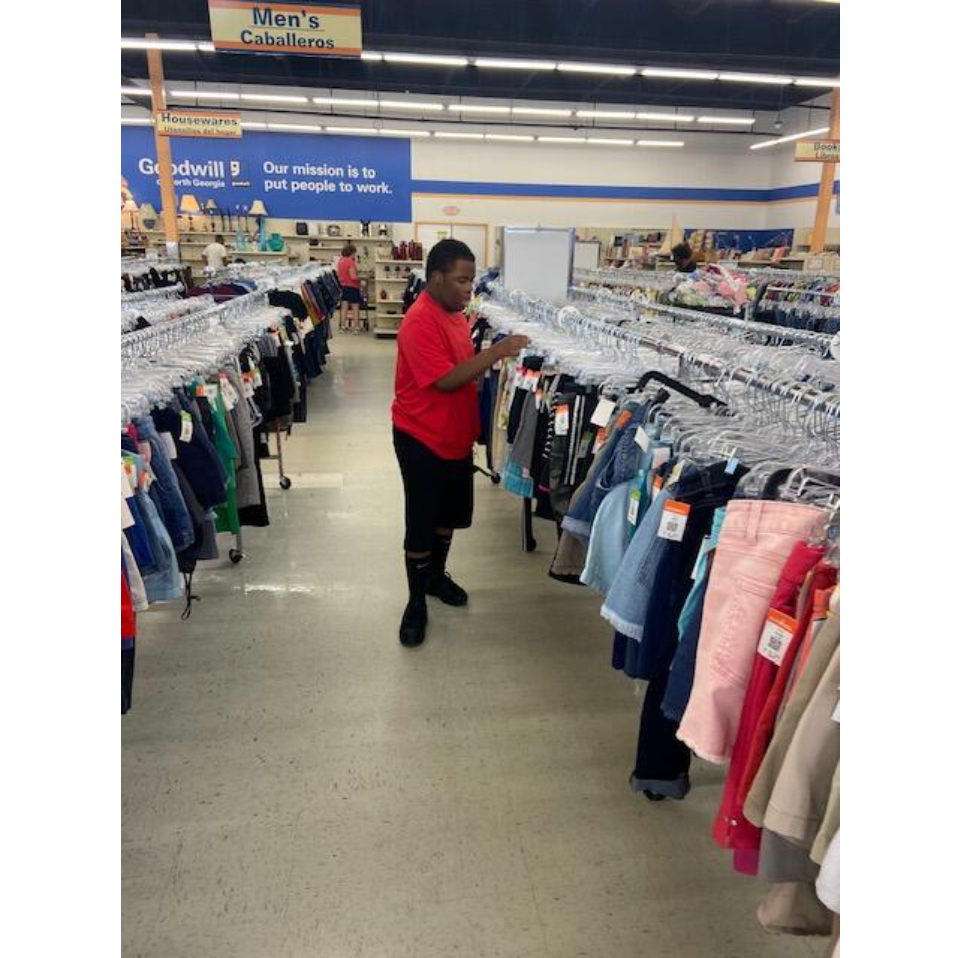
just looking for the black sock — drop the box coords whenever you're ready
[430,533,452,578]
[405,555,431,606]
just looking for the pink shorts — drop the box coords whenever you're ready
[676,500,825,764]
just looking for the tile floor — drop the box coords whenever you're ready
[122,332,824,958]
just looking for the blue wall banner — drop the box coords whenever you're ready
[121,127,412,221]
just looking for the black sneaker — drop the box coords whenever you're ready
[399,600,428,647]
[425,571,469,607]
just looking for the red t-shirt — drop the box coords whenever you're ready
[336,256,359,289]
[391,292,480,460]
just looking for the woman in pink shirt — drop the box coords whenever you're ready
[336,243,362,333]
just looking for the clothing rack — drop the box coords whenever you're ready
[121,284,184,305]
[568,285,837,355]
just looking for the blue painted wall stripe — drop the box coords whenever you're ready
[411,178,840,204]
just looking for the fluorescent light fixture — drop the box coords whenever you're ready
[511,106,571,117]
[558,61,636,76]
[269,123,319,132]
[697,115,756,125]
[325,126,379,135]
[719,72,792,85]
[196,42,216,52]
[121,87,152,97]
[642,67,718,80]
[485,133,535,142]
[750,125,830,150]
[170,89,241,100]
[240,92,309,103]
[635,111,695,122]
[383,52,469,67]
[537,136,587,144]
[361,52,383,61]
[121,117,153,125]
[636,140,685,148]
[475,57,556,71]
[576,109,635,119]
[794,77,841,87]
[241,122,268,129]
[379,99,444,111]
[379,128,431,137]
[312,96,378,107]
[435,131,485,139]
[586,137,634,146]
[448,104,511,114]
[121,38,199,51]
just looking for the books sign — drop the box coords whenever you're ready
[794,139,840,163]
[208,1,363,57]
[155,110,243,138]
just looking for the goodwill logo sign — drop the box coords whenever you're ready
[121,126,412,221]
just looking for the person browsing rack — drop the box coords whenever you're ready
[391,239,529,648]
[336,243,362,333]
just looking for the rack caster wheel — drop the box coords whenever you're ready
[525,538,537,553]
[279,476,292,490]
[490,474,501,485]
[229,549,244,564]
[642,789,666,802]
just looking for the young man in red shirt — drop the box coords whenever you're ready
[392,239,528,647]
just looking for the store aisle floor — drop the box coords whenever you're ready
[123,334,822,958]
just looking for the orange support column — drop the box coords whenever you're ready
[810,89,840,255]
[145,33,180,258]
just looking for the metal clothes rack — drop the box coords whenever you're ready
[120,284,184,306]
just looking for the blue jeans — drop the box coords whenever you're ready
[135,415,195,552]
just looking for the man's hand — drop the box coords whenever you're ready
[492,334,530,360]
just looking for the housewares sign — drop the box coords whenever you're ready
[208,0,362,56]
[794,139,840,163]
[155,110,242,138]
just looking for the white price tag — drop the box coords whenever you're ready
[757,610,798,666]
[555,404,570,436]
[206,382,219,400]
[627,487,641,526]
[657,500,690,541]
[253,367,263,389]
[159,432,178,460]
[179,411,194,443]
[590,398,616,427]
[121,463,135,500]
[634,427,651,452]
[725,457,739,475]
[651,446,671,471]
[241,378,255,399]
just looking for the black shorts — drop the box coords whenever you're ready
[393,427,474,552]
[341,286,362,304]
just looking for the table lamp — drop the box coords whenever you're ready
[139,202,157,230]
[123,197,140,231]
[179,194,201,231]
[249,198,269,251]
[204,198,219,232]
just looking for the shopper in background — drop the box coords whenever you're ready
[202,235,228,273]
[672,241,698,273]
[336,243,362,333]
[391,239,529,648]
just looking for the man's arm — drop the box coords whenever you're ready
[435,335,529,393]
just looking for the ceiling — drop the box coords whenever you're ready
[121,0,839,113]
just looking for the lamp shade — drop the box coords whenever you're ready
[139,203,157,219]
[248,199,268,216]
[204,199,217,211]
[123,198,139,212]
[179,194,201,214]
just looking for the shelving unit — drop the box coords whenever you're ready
[373,258,423,338]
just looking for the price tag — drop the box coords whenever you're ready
[592,427,608,455]
[590,398,616,427]
[206,382,220,400]
[628,487,641,526]
[159,432,178,460]
[691,536,710,580]
[634,427,651,451]
[179,411,194,443]
[241,377,255,399]
[666,460,685,488]
[725,457,739,475]
[757,609,798,666]
[194,382,206,398]
[121,463,136,500]
[651,475,664,499]
[555,404,570,436]
[657,500,690,541]
[253,367,263,389]
[524,369,540,391]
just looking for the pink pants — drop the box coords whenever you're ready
[676,500,825,764]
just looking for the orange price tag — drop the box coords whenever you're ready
[657,500,691,541]
[757,610,799,666]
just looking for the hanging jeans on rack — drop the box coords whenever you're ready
[134,415,195,552]
[628,462,746,800]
